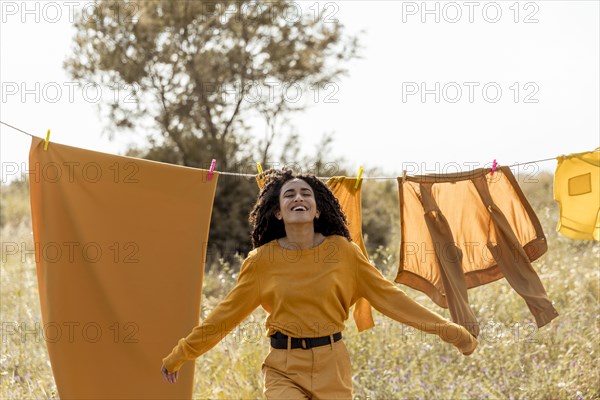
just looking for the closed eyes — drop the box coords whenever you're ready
[285,193,311,197]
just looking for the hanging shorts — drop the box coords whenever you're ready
[396,166,558,333]
[261,335,353,399]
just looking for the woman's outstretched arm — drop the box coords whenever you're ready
[162,253,261,373]
[352,243,478,356]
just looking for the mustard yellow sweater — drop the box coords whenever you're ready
[163,234,478,372]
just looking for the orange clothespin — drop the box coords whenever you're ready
[207,159,216,181]
[490,159,498,175]
[43,129,50,151]
[354,165,363,189]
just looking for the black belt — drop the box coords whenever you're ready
[270,331,342,349]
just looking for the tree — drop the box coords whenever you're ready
[64,0,361,263]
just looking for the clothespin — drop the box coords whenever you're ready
[43,129,50,151]
[256,162,266,188]
[402,170,407,184]
[354,165,363,189]
[207,159,216,181]
[490,159,498,175]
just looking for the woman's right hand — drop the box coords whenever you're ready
[161,364,179,383]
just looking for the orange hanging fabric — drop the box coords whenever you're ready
[396,167,558,333]
[29,136,218,399]
[325,177,375,332]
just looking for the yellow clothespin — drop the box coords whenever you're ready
[354,165,363,189]
[256,162,266,188]
[44,129,50,151]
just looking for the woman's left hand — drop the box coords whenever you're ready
[161,364,179,383]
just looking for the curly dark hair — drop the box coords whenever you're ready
[248,167,352,249]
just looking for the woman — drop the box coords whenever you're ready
[161,168,478,398]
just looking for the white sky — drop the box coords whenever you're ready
[1,1,599,183]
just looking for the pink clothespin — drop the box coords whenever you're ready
[207,159,216,181]
[490,159,498,175]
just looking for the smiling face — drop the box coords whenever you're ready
[275,178,320,224]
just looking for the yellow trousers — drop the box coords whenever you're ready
[262,336,353,399]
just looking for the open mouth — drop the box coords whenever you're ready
[291,206,308,212]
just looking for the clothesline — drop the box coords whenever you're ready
[0,120,583,180]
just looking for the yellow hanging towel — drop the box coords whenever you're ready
[29,136,218,399]
[553,148,600,241]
